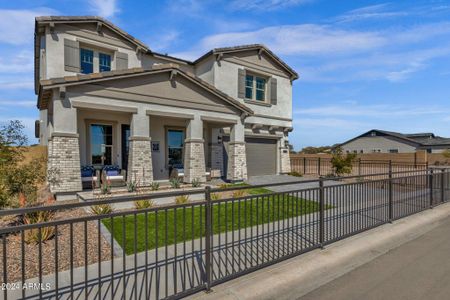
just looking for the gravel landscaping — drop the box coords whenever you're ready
[0,209,112,283]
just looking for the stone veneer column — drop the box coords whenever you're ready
[184,116,206,183]
[128,111,153,186]
[210,128,224,176]
[280,147,291,174]
[49,133,82,194]
[227,120,247,182]
[127,137,153,186]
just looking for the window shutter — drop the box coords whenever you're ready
[270,77,277,105]
[238,68,246,98]
[116,52,129,70]
[64,39,80,72]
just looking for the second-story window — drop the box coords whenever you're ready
[245,74,267,102]
[80,48,94,74]
[99,53,111,72]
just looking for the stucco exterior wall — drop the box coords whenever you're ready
[212,54,292,129]
[342,136,417,153]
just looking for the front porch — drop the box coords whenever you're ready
[48,103,249,199]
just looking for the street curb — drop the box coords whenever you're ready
[188,202,450,300]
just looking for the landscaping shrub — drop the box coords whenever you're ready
[211,193,221,200]
[0,121,46,208]
[288,171,303,177]
[91,204,114,215]
[175,195,189,204]
[191,178,201,187]
[331,147,356,176]
[170,178,181,189]
[232,189,247,198]
[127,181,137,192]
[134,199,154,210]
[23,210,56,244]
[151,182,160,191]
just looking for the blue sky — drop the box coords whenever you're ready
[1,0,450,150]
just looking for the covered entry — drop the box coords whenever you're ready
[224,136,278,177]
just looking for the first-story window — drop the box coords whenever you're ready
[389,149,399,153]
[245,73,267,102]
[90,124,113,165]
[99,53,111,72]
[167,129,184,167]
[80,48,94,74]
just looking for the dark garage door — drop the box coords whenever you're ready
[223,137,277,177]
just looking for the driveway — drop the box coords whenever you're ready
[300,216,450,300]
[247,175,342,193]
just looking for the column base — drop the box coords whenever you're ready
[184,139,206,183]
[227,141,248,182]
[128,137,153,186]
[48,134,82,195]
[280,147,291,174]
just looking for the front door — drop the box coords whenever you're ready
[121,124,130,172]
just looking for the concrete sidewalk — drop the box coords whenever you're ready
[188,202,450,300]
[300,215,450,300]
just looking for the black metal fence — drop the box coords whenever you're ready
[0,169,449,299]
[290,157,428,176]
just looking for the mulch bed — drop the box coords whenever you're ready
[0,208,113,283]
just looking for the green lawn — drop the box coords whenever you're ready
[102,186,323,254]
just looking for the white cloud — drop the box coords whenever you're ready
[336,3,408,22]
[149,30,180,52]
[88,0,119,18]
[230,0,312,11]
[0,51,34,73]
[0,80,34,90]
[0,8,58,45]
[295,104,448,118]
[293,118,369,130]
[0,99,36,109]
[173,24,385,60]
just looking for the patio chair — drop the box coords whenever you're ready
[80,165,100,189]
[101,165,127,187]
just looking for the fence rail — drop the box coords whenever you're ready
[0,169,449,299]
[290,156,428,176]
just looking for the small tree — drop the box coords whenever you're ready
[331,147,356,176]
[0,120,46,208]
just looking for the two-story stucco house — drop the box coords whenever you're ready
[34,16,298,199]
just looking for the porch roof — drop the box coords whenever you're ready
[38,64,254,115]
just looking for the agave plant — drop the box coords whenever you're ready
[151,182,160,191]
[134,199,155,210]
[170,178,181,189]
[90,204,114,215]
[175,195,190,204]
[191,178,202,187]
[23,210,56,244]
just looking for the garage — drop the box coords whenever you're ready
[223,136,278,177]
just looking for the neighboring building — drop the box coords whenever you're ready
[339,129,450,154]
[34,16,298,199]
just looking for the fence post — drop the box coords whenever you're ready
[441,169,445,204]
[303,157,306,175]
[204,186,212,291]
[389,162,393,222]
[358,158,361,176]
[318,157,321,176]
[319,178,325,249]
[429,169,434,209]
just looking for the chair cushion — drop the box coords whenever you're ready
[106,170,119,176]
[81,176,97,182]
[81,166,95,177]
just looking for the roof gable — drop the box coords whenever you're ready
[194,44,298,80]
[39,65,253,115]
